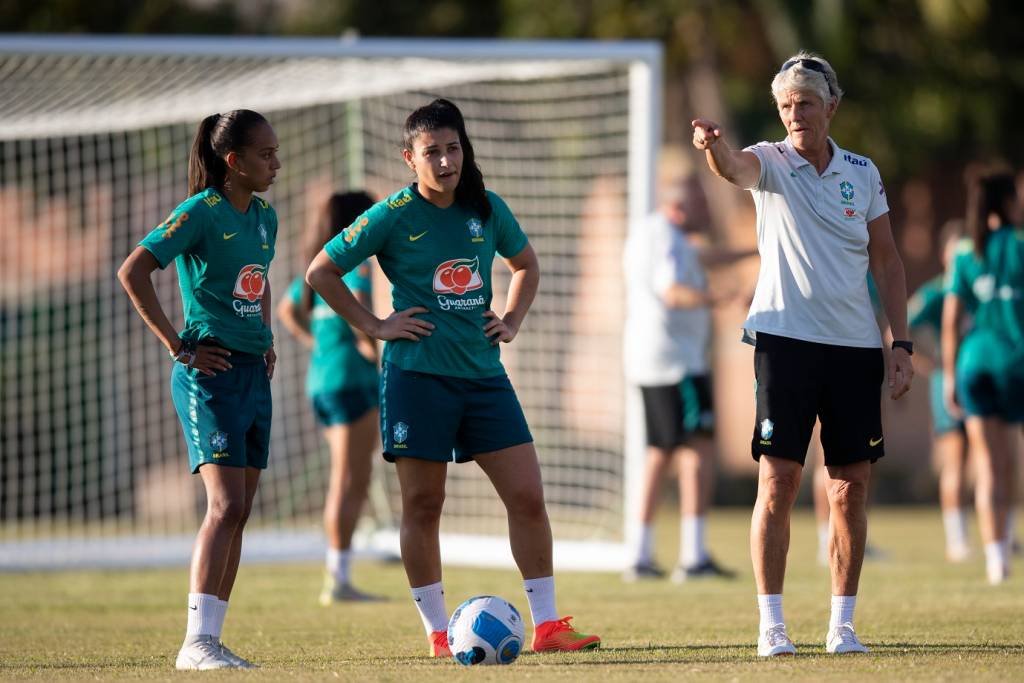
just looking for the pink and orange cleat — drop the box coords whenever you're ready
[531,616,601,652]
[429,630,452,658]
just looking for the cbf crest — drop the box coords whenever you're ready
[258,223,269,250]
[839,181,855,202]
[393,421,409,447]
[467,218,484,243]
[209,431,228,452]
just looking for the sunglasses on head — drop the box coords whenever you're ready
[779,58,836,97]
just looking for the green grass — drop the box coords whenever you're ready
[2,507,1022,681]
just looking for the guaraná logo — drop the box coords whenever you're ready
[233,264,267,302]
[433,257,483,296]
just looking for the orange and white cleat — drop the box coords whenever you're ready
[429,630,452,658]
[531,616,601,652]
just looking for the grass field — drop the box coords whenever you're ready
[2,507,1022,681]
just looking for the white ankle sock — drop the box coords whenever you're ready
[680,515,707,567]
[326,547,351,584]
[984,542,1007,583]
[212,599,228,639]
[410,581,448,635]
[186,593,220,637]
[943,508,968,552]
[757,594,784,632]
[636,524,654,564]
[523,576,558,625]
[829,594,856,629]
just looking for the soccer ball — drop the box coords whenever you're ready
[447,595,525,666]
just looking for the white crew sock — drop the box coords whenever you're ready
[829,594,857,629]
[680,515,707,568]
[410,581,448,635]
[757,594,784,632]
[523,576,558,625]
[943,508,968,552]
[984,542,1007,584]
[185,593,221,638]
[212,599,228,640]
[636,523,654,564]
[326,547,351,584]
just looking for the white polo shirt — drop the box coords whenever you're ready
[623,211,711,385]
[743,137,889,348]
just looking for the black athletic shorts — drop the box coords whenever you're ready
[751,333,885,467]
[640,375,714,450]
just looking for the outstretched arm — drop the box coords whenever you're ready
[691,118,761,189]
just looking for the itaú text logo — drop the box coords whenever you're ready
[233,264,267,302]
[433,257,483,295]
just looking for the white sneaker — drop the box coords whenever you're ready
[218,640,258,669]
[174,634,235,670]
[758,624,796,657]
[826,623,869,654]
[986,559,1009,585]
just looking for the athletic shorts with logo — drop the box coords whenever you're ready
[752,333,884,466]
[311,386,378,427]
[170,349,272,473]
[380,362,532,463]
[640,375,714,450]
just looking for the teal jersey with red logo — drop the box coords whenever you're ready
[139,188,277,355]
[286,262,378,397]
[949,227,1024,346]
[324,185,528,379]
[908,275,945,338]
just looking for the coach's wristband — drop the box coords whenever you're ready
[891,340,914,355]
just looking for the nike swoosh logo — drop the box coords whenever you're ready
[409,231,428,241]
[869,437,883,447]
[189,605,198,610]
[223,232,238,240]
[414,597,422,602]
[525,588,534,593]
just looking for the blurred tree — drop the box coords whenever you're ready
[282,0,502,37]
[0,0,246,33]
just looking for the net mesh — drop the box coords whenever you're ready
[0,42,640,568]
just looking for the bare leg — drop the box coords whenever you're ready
[750,456,803,595]
[937,431,969,514]
[323,409,379,551]
[475,443,553,579]
[967,417,1013,546]
[394,458,448,587]
[678,436,714,517]
[823,461,871,596]
[216,467,262,601]
[639,446,673,524]
[190,465,252,596]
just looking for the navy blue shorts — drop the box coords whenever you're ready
[380,362,533,463]
[311,385,378,427]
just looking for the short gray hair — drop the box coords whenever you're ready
[771,51,843,106]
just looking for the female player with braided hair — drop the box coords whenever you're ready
[118,110,280,670]
[306,98,601,658]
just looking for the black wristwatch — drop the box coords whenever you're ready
[891,340,914,355]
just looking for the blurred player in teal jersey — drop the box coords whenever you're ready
[306,99,600,658]
[908,221,970,562]
[277,191,383,604]
[943,172,1024,584]
[118,110,280,670]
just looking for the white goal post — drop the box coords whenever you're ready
[0,35,661,571]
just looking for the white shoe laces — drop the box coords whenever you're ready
[830,623,859,645]
[764,625,791,647]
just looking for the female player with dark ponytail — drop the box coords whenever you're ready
[306,99,601,658]
[118,110,280,670]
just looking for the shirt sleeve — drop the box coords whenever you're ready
[866,163,890,222]
[948,247,976,308]
[263,199,278,262]
[342,260,373,294]
[488,192,529,258]
[908,283,942,330]
[324,201,393,275]
[742,142,774,192]
[138,197,207,269]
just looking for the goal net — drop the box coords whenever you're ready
[0,36,660,570]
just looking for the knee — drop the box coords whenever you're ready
[506,488,547,523]
[403,489,445,526]
[207,496,247,530]
[828,478,868,512]
[760,470,801,508]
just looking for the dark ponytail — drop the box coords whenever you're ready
[301,191,376,313]
[966,172,1017,259]
[187,109,269,197]
[403,98,492,222]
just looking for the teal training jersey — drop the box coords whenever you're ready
[908,275,945,337]
[286,263,378,397]
[324,185,529,379]
[949,228,1024,346]
[139,188,277,355]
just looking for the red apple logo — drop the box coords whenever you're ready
[233,264,267,302]
[433,257,483,295]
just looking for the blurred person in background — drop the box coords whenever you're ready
[693,51,912,657]
[118,110,280,670]
[907,220,972,562]
[277,191,383,604]
[622,172,754,583]
[943,171,1024,585]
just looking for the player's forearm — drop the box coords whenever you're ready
[873,254,910,342]
[117,255,180,353]
[941,295,963,381]
[663,284,709,309]
[307,257,381,338]
[502,264,539,334]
